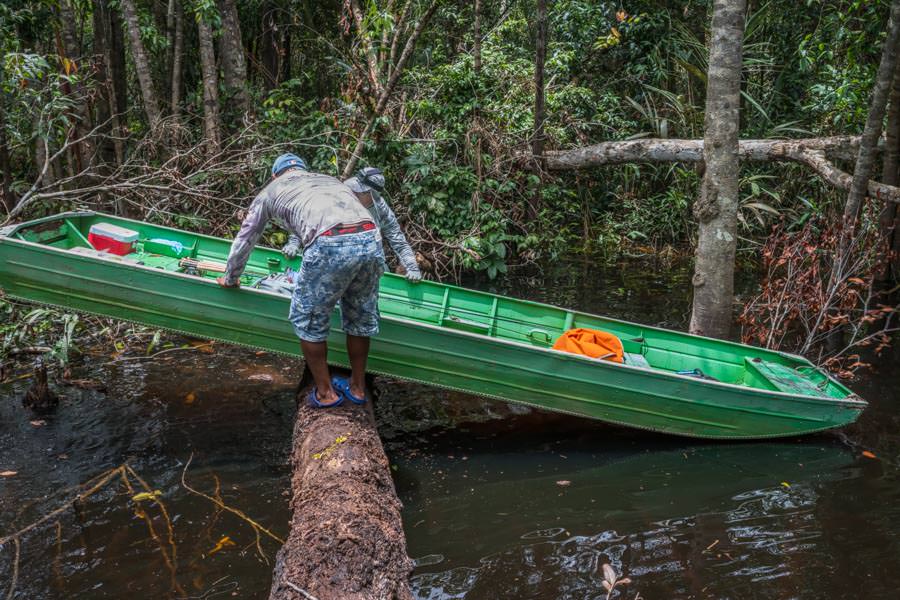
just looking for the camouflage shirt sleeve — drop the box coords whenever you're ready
[224,189,271,285]
[371,193,419,274]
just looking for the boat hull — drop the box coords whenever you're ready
[0,213,866,439]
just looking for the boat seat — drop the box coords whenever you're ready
[624,352,651,368]
[744,358,823,397]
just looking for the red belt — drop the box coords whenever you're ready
[319,221,376,237]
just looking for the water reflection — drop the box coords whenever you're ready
[400,438,858,599]
[1,257,898,599]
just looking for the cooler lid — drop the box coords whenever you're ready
[89,222,139,242]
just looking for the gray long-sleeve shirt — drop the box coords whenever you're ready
[224,170,373,285]
[287,189,419,274]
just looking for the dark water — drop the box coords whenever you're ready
[1,257,898,599]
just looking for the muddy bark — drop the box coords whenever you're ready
[218,0,250,119]
[689,0,746,339]
[197,11,222,154]
[120,0,161,127]
[844,0,900,230]
[23,362,58,413]
[268,370,413,600]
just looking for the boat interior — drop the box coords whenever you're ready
[7,213,854,400]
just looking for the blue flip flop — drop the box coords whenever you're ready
[332,376,367,405]
[308,386,343,408]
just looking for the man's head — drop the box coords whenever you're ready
[345,167,385,206]
[271,153,308,178]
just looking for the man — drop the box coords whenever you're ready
[281,167,422,282]
[217,153,383,408]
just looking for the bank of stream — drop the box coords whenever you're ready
[1,257,898,599]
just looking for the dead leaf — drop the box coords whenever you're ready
[185,392,197,404]
[1,470,18,477]
[862,450,877,459]
[30,420,46,427]
[208,535,236,556]
[556,480,571,487]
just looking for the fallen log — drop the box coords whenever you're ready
[544,136,900,203]
[269,369,413,600]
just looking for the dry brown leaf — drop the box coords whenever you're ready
[1,470,18,477]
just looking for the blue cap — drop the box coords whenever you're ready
[271,153,307,177]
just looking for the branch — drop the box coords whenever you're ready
[545,137,900,203]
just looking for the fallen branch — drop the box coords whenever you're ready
[545,136,900,203]
[181,452,285,564]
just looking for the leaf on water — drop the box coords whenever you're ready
[185,392,197,404]
[30,420,46,427]
[1,470,18,477]
[556,480,571,487]
[781,481,791,488]
[602,563,617,584]
[208,535,236,556]
[132,490,163,502]
[862,451,877,459]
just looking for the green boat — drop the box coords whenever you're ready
[0,211,865,439]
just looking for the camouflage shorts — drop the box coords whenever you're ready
[288,230,385,342]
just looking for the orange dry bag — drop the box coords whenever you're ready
[552,328,624,364]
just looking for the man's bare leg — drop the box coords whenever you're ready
[346,334,370,399]
[300,340,339,404]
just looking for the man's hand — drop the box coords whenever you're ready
[216,276,240,288]
[406,268,423,283]
[281,241,300,259]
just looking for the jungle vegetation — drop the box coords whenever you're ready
[0,0,898,366]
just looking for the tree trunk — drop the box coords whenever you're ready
[57,0,94,178]
[169,0,185,119]
[881,40,900,282]
[472,0,484,206]
[342,0,439,178]
[109,1,128,119]
[218,0,250,119]
[474,0,483,74]
[260,4,279,91]
[689,0,746,339]
[545,136,900,203]
[120,0,162,127]
[350,0,385,97]
[197,11,222,154]
[0,96,13,213]
[530,0,548,219]
[91,0,116,167]
[268,370,413,600]
[842,0,900,234]
[532,0,547,160]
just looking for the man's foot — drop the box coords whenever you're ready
[333,376,367,405]
[309,386,342,408]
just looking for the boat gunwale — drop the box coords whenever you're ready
[0,211,864,408]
